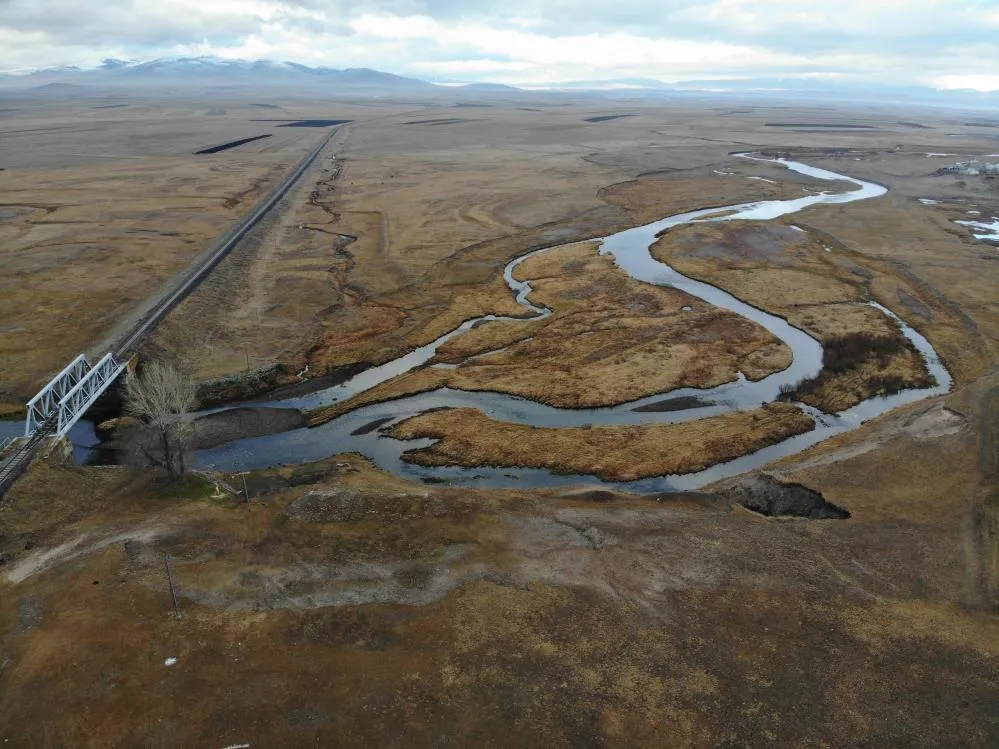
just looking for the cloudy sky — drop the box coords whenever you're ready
[1,0,998,89]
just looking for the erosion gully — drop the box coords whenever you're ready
[64,154,953,491]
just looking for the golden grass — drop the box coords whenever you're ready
[651,220,935,412]
[309,242,792,424]
[391,403,815,481]
[0,103,328,397]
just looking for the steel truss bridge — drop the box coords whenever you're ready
[24,353,127,437]
[0,353,128,494]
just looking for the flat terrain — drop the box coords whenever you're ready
[1,93,999,745]
[0,98,399,405]
[309,240,792,423]
[0,369,996,746]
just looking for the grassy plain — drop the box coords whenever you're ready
[2,93,999,745]
[308,241,792,423]
[0,99,366,402]
[650,219,936,410]
[148,100,847,393]
[1,385,997,746]
[390,403,814,480]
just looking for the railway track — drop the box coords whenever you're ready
[115,127,340,357]
[0,127,340,498]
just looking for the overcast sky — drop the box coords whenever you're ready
[2,0,998,89]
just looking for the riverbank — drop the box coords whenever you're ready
[651,219,938,411]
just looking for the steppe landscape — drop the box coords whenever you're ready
[1,84,998,746]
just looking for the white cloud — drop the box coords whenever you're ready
[932,74,999,92]
[0,0,997,88]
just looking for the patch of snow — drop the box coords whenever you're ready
[968,210,981,215]
[955,217,999,242]
[823,246,832,253]
[923,153,954,157]
[712,170,735,176]
[164,657,178,666]
[681,305,693,312]
[748,176,776,184]
[918,198,940,205]
[789,225,806,233]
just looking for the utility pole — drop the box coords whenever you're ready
[164,554,182,620]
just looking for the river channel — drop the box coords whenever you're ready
[4,155,951,491]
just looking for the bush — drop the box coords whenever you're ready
[777,332,923,405]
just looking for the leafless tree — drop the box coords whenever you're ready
[123,361,198,479]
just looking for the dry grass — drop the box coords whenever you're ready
[651,220,938,411]
[310,242,791,424]
[2,378,999,748]
[4,104,999,746]
[0,101,333,399]
[148,103,869,392]
[390,403,814,481]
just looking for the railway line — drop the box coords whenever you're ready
[0,127,341,497]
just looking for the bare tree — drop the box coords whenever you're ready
[123,361,198,479]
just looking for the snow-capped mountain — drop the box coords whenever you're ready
[0,56,438,93]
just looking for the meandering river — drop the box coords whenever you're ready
[9,155,949,491]
[187,154,952,491]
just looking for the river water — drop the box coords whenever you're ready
[186,155,952,491]
[4,155,951,491]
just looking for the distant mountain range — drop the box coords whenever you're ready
[1,56,997,110]
[0,56,437,94]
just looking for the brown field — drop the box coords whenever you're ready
[309,241,791,424]
[144,101,856,398]
[0,99,374,402]
[390,403,814,481]
[650,220,937,410]
[2,94,999,745]
[1,368,997,746]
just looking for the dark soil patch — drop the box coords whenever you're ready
[245,362,371,403]
[778,331,930,407]
[402,118,468,126]
[585,115,636,123]
[188,407,306,450]
[277,120,350,128]
[722,473,850,519]
[195,134,272,155]
[765,123,877,129]
[633,396,713,413]
[249,119,350,127]
[234,459,357,498]
[351,417,395,436]
[197,364,288,408]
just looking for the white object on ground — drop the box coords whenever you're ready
[164,657,178,666]
[955,217,999,242]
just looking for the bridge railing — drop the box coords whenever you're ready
[25,354,91,436]
[55,353,126,437]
